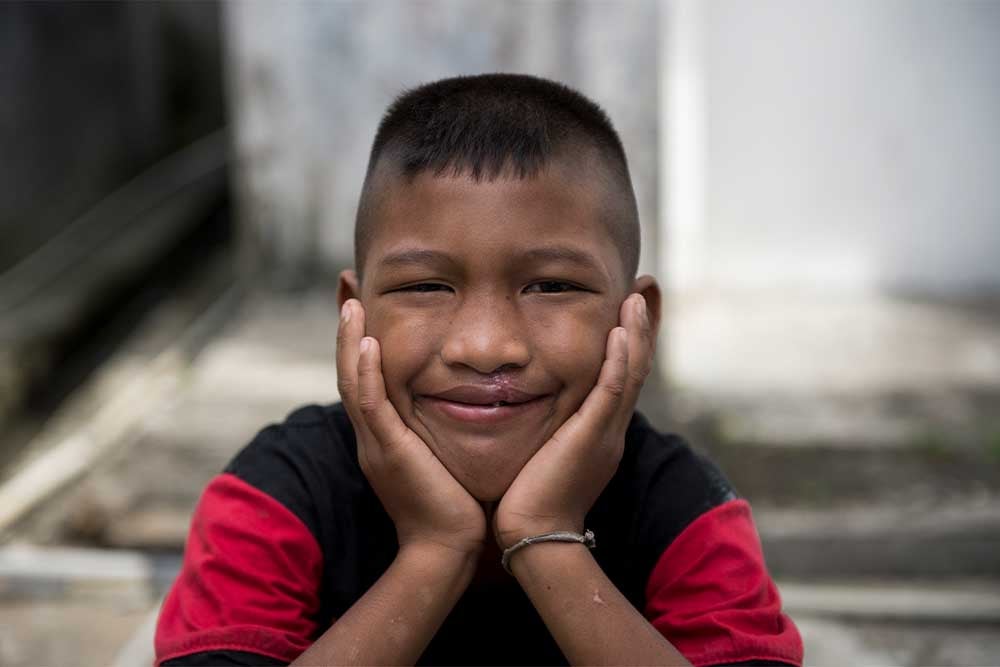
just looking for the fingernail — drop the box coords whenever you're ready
[340,301,352,323]
[633,295,646,317]
[360,337,372,354]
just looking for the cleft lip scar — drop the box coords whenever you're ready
[443,398,523,408]
[429,385,543,406]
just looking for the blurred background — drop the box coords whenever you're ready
[1,1,998,664]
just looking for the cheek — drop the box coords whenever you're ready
[529,306,616,398]
[365,307,440,399]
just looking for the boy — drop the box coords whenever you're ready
[155,74,802,666]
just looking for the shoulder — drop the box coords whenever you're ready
[222,402,395,607]
[618,411,738,555]
[226,402,357,477]
[614,414,803,667]
[643,498,803,666]
[155,403,380,666]
[223,402,365,540]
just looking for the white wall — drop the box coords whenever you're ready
[665,0,1000,296]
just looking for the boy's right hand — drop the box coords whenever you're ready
[336,299,486,559]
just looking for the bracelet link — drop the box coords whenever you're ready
[500,529,596,574]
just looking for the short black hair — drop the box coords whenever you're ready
[354,73,640,278]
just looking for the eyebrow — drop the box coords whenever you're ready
[378,246,610,278]
[517,246,606,274]
[377,246,606,276]
[377,248,459,270]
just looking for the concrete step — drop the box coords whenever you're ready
[0,545,168,667]
[5,289,340,548]
[700,434,1000,509]
[757,500,1000,579]
[638,357,1000,511]
[665,291,1000,450]
[0,255,240,540]
[781,580,1000,623]
[0,597,156,667]
[795,614,1000,667]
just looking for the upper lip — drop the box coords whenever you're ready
[428,385,544,405]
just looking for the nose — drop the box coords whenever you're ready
[440,293,531,374]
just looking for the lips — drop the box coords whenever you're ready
[420,385,550,425]
[431,385,542,406]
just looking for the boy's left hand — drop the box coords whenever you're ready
[493,293,655,551]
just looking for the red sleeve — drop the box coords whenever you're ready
[155,473,324,665]
[643,499,803,667]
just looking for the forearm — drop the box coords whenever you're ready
[509,542,691,666]
[292,543,477,666]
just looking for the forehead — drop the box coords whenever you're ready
[365,166,625,281]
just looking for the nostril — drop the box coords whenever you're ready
[439,319,532,373]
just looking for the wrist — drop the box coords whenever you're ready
[495,516,585,552]
[397,539,482,584]
[501,528,596,573]
[506,538,594,580]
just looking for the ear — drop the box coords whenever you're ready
[630,274,662,337]
[337,269,361,310]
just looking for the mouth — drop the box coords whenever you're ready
[419,385,552,425]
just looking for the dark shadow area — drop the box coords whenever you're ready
[0,1,231,470]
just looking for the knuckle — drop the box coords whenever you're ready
[337,377,357,397]
[602,379,627,398]
[358,394,380,416]
[628,365,650,385]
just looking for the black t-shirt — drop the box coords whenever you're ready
[156,403,802,666]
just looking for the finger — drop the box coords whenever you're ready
[622,294,654,407]
[336,300,378,446]
[545,326,627,459]
[573,325,629,428]
[336,299,365,417]
[356,336,414,453]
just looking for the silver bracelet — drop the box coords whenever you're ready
[501,529,596,574]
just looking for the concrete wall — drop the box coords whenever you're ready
[665,0,1000,296]
[224,0,659,283]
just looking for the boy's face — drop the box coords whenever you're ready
[340,164,654,501]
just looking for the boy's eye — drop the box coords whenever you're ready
[523,281,582,294]
[394,283,452,293]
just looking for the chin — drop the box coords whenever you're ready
[458,470,517,503]
[423,432,545,503]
